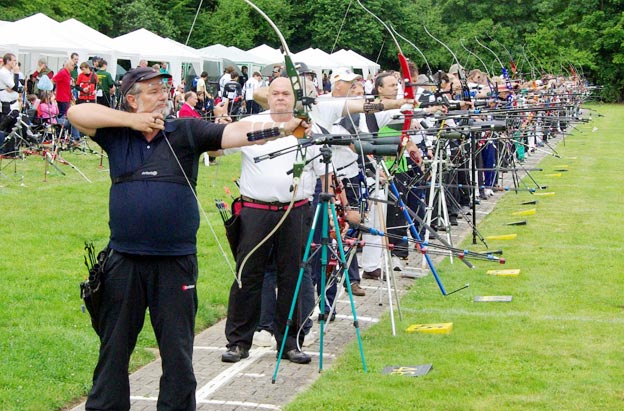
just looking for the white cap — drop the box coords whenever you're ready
[330,67,361,84]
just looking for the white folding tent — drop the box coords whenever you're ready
[330,49,381,79]
[292,47,344,80]
[113,29,204,85]
[247,44,283,64]
[0,13,116,76]
[198,44,271,76]
[59,18,140,78]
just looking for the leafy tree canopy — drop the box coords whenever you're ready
[1,0,622,100]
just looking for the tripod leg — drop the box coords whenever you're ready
[329,203,367,372]
[272,204,320,383]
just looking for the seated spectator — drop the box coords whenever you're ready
[37,92,60,124]
[26,94,40,111]
[28,58,54,96]
[177,92,202,119]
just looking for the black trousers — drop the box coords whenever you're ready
[225,204,311,352]
[86,251,198,411]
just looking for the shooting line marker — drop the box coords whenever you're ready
[382,364,433,377]
[485,234,517,241]
[512,208,536,216]
[474,295,513,302]
[405,322,453,334]
[487,269,521,276]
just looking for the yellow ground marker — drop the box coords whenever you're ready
[485,234,517,241]
[546,173,562,177]
[487,268,521,276]
[534,192,555,196]
[512,208,536,216]
[405,323,453,334]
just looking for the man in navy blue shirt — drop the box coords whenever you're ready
[68,67,307,411]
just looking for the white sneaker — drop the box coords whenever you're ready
[253,330,275,348]
[303,331,317,347]
[484,188,494,197]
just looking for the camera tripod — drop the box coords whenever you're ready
[273,145,367,382]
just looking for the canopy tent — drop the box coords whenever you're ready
[330,49,380,79]
[113,29,203,85]
[292,47,344,80]
[0,13,117,76]
[199,44,271,75]
[247,44,283,64]
[59,18,141,78]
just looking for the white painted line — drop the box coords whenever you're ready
[334,314,379,323]
[197,399,281,410]
[130,395,157,402]
[195,347,272,400]
[241,373,266,378]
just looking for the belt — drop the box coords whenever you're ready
[241,196,309,211]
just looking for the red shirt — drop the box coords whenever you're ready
[76,71,97,101]
[52,68,72,103]
[178,103,201,118]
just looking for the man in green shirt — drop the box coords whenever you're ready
[96,59,116,108]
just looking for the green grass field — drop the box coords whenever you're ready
[0,104,622,410]
[285,105,624,411]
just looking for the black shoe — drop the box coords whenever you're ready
[449,215,459,226]
[362,268,381,280]
[317,311,336,322]
[221,345,249,363]
[279,349,311,364]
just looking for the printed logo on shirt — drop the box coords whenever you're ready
[141,171,158,176]
[182,284,196,291]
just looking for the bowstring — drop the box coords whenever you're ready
[163,132,239,286]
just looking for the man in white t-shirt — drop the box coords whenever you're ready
[0,53,20,118]
[244,71,263,114]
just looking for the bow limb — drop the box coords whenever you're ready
[423,26,472,102]
[355,0,415,174]
[459,38,496,97]
[474,37,512,90]
[244,0,309,137]
[390,24,434,82]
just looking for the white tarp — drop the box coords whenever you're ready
[247,44,283,63]
[113,29,203,85]
[59,18,140,78]
[330,49,380,79]
[0,13,116,75]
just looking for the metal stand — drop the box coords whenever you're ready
[272,146,367,382]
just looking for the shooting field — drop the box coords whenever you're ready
[0,104,622,410]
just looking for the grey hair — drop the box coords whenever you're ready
[120,82,143,112]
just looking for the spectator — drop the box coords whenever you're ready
[28,58,54,96]
[95,59,116,108]
[177,91,201,118]
[244,71,263,114]
[76,62,98,104]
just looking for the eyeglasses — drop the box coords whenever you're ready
[144,83,170,94]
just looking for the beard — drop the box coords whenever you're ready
[137,99,170,117]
